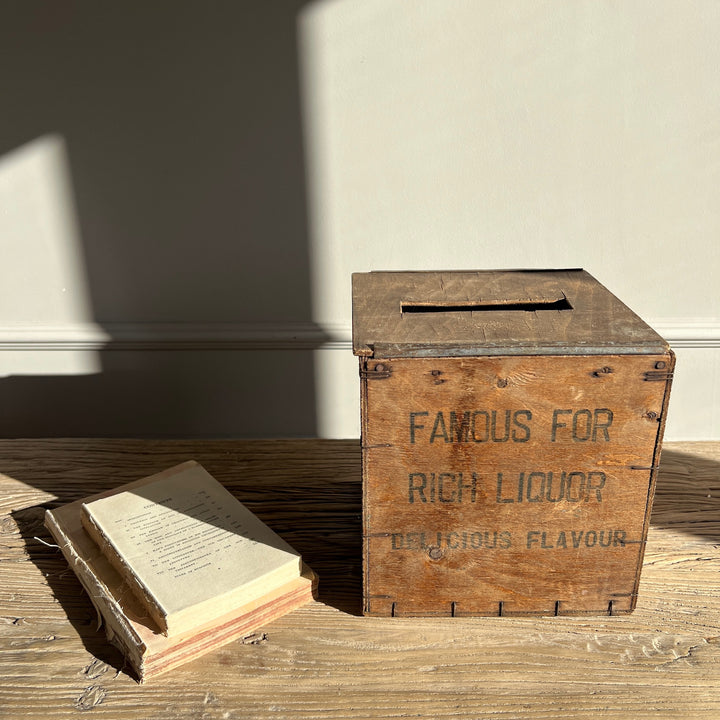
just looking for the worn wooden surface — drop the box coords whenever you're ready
[351,270,668,357]
[1,439,718,720]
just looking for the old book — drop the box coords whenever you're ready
[79,460,303,637]
[44,463,317,681]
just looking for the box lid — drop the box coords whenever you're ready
[352,269,669,357]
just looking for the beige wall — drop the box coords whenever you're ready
[1,1,718,439]
[304,0,720,441]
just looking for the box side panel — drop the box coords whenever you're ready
[359,356,371,613]
[628,349,675,609]
[361,354,670,616]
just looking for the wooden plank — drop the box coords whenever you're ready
[352,270,668,356]
[0,439,718,720]
[361,354,673,616]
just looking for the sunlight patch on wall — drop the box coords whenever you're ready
[0,135,101,376]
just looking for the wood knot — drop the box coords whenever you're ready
[428,546,443,560]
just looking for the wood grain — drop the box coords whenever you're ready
[351,270,669,357]
[361,354,673,616]
[1,439,718,720]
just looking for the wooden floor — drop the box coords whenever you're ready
[1,439,718,720]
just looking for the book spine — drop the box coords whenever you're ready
[44,509,147,678]
[81,506,169,636]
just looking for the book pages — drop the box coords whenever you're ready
[80,461,302,635]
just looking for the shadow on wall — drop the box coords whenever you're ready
[0,1,324,437]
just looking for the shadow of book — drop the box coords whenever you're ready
[12,504,127,675]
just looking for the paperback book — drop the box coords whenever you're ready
[45,461,317,681]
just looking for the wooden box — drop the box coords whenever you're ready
[352,269,674,617]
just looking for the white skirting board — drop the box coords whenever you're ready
[0,320,717,440]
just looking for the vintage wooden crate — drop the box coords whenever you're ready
[352,269,674,617]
